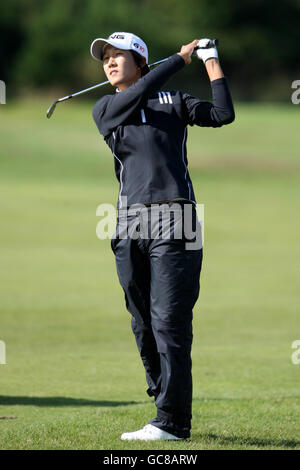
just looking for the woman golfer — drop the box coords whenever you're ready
[91,32,234,441]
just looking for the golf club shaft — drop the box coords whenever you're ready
[47,39,218,118]
[57,80,110,103]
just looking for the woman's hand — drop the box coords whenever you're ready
[178,38,224,81]
[177,39,199,65]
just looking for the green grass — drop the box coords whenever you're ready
[0,99,299,449]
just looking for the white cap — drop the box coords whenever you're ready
[90,32,148,63]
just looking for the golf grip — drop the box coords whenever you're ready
[194,39,218,51]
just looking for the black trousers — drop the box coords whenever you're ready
[111,201,203,438]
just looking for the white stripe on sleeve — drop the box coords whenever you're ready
[162,92,168,104]
[167,92,173,104]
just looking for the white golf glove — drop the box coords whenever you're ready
[195,38,219,63]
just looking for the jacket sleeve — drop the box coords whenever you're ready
[92,53,185,138]
[182,77,235,127]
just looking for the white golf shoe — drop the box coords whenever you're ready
[121,424,184,441]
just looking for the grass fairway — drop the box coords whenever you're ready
[0,98,299,450]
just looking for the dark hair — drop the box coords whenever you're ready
[130,50,149,76]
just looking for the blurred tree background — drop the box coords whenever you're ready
[1,0,300,100]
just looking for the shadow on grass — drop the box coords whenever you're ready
[0,396,143,407]
[195,432,300,449]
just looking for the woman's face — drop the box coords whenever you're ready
[103,45,141,91]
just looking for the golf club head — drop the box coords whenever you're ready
[46,100,58,119]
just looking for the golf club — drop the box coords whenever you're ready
[46,39,218,118]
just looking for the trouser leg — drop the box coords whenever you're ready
[111,227,161,398]
[147,204,203,438]
[131,317,161,398]
[150,319,194,437]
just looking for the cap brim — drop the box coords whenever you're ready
[90,38,131,61]
[90,38,110,61]
[90,37,149,64]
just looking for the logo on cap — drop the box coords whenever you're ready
[110,34,125,40]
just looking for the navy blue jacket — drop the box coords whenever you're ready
[92,54,234,209]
